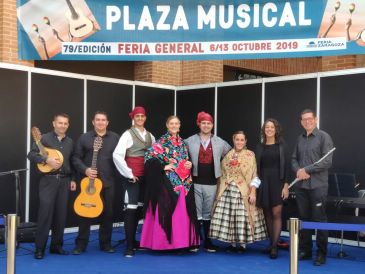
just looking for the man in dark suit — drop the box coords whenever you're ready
[28,113,76,259]
[72,111,119,254]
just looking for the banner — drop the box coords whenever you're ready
[17,0,365,60]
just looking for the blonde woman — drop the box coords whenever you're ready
[141,116,200,251]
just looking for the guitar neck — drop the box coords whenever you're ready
[88,149,99,186]
[36,141,48,157]
[65,0,79,19]
[91,149,99,170]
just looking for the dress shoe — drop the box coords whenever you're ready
[313,253,326,266]
[188,247,199,253]
[34,249,44,260]
[204,241,219,253]
[299,251,312,260]
[124,248,135,258]
[72,246,85,255]
[50,247,69,255]
[133,240,145,251]
[270,247,278,259]
[100,245,115,253]
[237,246,246,254]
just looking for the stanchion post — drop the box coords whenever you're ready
[289,218,300,274]
[6,214,17,274]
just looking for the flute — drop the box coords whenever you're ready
[288,147,336,189]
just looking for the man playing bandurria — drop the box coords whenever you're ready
[28,113,76,259]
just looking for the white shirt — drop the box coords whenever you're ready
[200,135,212,150]
[113,128,155,179]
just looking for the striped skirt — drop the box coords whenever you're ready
[209,183,267,244]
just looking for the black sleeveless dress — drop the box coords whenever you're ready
[257,144,283,208]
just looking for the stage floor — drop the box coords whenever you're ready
[0,228,364,274]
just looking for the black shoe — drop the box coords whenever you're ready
[124,248,135,258]
[204,241,218,253]
[34,249,44,260]
[133,240,139,251]
[189,247,199,253]
[133,240,145,251]
[299,251,312,260]
[225,245,237,253]
[237,246,246,254]
[72,247,85,255]
[314,253,326,266]
[100,245,115,253]
[270,247,278,259]
[50,247,69,255]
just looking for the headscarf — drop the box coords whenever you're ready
[196,111,213,126]
[129,106,146,119]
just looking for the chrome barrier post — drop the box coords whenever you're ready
[6,214,17,274]
[289,218,300,274]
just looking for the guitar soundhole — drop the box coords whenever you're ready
[76,24,87,30]
[87,186,96,195]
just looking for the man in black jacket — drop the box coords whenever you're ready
[72,111,119,254]
[28,113,76,259]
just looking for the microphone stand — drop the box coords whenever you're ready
[0,169,30,253]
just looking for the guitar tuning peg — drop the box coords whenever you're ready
[32,24,39,33]
[335,1,341,11]
[349,3,355,14]
[43,17,50,25]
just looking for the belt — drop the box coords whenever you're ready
[45,174,70,178]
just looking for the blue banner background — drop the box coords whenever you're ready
[17,0,365,60]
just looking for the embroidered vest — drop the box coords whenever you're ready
[126,127,152,157]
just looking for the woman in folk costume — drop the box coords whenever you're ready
[140,116,200,251]
[209,131,267,252]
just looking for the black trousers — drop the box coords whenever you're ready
[35,175,70,250]
[75,184,114,249]
[295,186,328,255]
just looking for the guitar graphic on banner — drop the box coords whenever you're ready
[74,136,104,218]
[65,0,94,38]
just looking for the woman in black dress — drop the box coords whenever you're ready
[256,118,289,259]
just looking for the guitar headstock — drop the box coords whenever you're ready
[31,127,42,142]
[93,136,103,151]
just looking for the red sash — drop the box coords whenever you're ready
[126,156,145,177]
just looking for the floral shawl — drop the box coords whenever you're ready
[216,148,257,200]
[145,132,193,194]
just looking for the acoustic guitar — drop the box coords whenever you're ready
[65,0,93,38]
[74,136,104,218]
[31,127,64,173]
